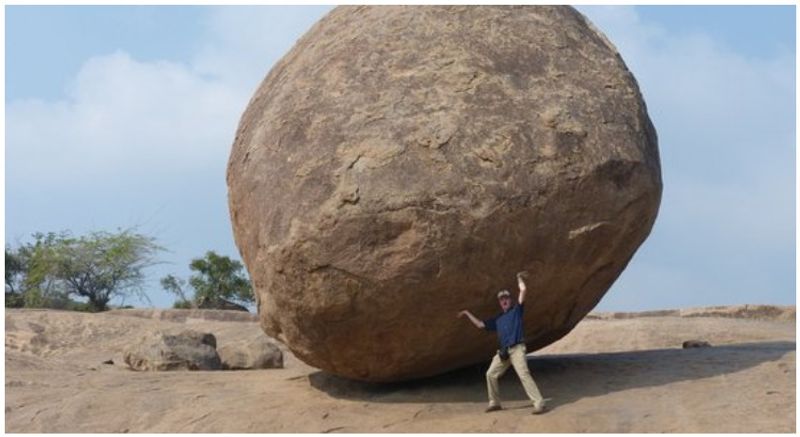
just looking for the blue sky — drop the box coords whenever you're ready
[5,6,796,311]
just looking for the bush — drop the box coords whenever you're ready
[162,251,253,311]
[172,300,193,309]
[5,292,24,308]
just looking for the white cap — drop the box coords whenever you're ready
[497,289,511,299]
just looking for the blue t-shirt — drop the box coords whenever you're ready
[484,303,525,348]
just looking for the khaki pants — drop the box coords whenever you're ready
[486,343,544,408]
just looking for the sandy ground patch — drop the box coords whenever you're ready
[5,306,795,433]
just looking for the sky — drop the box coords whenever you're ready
[4,5,796,312]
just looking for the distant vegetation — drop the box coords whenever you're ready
[5,230,162,312]
[5,230,252,313]
[161,251,254,311]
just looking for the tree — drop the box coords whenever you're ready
[5,246,27,307]
[24,230,162,312]
[6,247,26,294]
[6,233,66,308]
[160,274,191,308]
[190,251,253,307]
[161,251,253,311]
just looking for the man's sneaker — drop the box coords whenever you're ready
[531,398,552,415]
[484,405,502,413]
[531,405,548,415]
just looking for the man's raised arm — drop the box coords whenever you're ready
[517,272,527,305]
[458,310,485,329]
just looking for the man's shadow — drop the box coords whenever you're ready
[307,341,795,409]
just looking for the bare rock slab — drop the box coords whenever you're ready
[227,5,663,381]
[124,330,222,371]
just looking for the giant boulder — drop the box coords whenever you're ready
[227,5,662,382]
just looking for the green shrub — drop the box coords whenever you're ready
[172,300,193,309]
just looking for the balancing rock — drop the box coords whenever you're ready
[227,5,662,381]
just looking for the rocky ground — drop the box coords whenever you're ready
[5,305,795,433]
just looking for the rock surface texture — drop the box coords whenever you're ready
[123,330,222,371]
[227,5,662,382]
[218,336,284,370]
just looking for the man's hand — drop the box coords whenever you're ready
[517,271,528,305]
[458,309,485,329]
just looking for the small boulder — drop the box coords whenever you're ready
[124,330,222,371]
[682,339,711,349]
[218,336,283,370]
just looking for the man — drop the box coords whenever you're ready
[457,272,547,415]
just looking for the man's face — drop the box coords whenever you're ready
[498,295,512,311]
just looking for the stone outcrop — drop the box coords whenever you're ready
[218,336,284,370]
[227,5,662,381]
[682,340,712,349]
[107,308,258,323]
[123,330,221,371]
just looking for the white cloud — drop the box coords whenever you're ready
[192,6,331,91]
[7,51,241,186]
[578,6,795,310]
[6,6,793,310]
[5,6,331,308]
[6,6,332,188]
